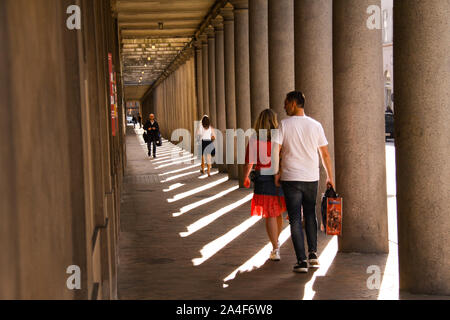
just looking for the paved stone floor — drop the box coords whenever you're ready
[118,127,449,300]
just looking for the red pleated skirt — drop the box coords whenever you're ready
[250,194,287,218]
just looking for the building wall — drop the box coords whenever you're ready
[0,0,124,299]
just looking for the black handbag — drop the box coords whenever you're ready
[156,133,162,146]
[143,132,148,143]
[249,170,261,183]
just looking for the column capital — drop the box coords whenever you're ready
[220,3,234,21]
[176,56,185,66]
[198,33,208,44]
[211,15,224,31]
[184,47,195,59]
[230,0,248,10]
[205,25,215,39]
[193,39,203,49]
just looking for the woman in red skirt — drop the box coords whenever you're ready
[243,109,287,261]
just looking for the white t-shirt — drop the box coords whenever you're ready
[197,125,213,140]
[273,115,328,182]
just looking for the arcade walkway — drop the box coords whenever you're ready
[1,0,448,301]
[117,127,447,300]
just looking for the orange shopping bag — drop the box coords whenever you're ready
[326,196,343,236]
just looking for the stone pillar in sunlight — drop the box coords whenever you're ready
[221,4,239,179]
[212,16,227,173]
[268,0,295,120]
[200,33,210,119]
[394,0,450,295]
[230,0,251,187]
[194,39,204,121]
[206,25,217,128]
[294,0,335,227]
[249,0,270,124]
[333,0,389,253]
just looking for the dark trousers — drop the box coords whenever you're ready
[281,181,319,262]
[147,136,157,156]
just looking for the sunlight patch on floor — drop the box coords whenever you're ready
[153,154,193,164]
[156,157,196,169]
[223,226,291,287]
[302,236,338,300]
[172,185,239,217]
[180,193,254,237]
[198,171,219,179]
[159,164,201,176]
[163,183,185,192]
[160,170,200,183]
[192,215,260,266]
[167,177,229,203]
[378,241,399,300]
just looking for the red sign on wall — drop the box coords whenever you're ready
[108,53,118,137]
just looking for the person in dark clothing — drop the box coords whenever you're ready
[137,114,142,129]
[144,113,160,158]
[132,116,137,128]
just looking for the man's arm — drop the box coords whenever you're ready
[274,144,282,187]
[319,145,334,189]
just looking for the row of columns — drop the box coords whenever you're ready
[151,54,198,148]
[146,0,449,296]
[192,0,386,255]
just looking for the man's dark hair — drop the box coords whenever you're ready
[286,91,306,109]
[202,115,211,129]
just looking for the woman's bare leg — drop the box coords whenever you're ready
[266,217,279,250]
[201,156,205,174]
[277,214,283,238]
[207,154,212,176]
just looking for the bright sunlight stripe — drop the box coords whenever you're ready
[180,193,254,237]
[192,214,260,266]
[172,185,239,217]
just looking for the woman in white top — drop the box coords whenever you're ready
[196,115,216,177]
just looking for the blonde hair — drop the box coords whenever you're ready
[253,109,278,141]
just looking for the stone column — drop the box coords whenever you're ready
[199,33,210,118]
[249,0,270,124]
[212,16,227,172]
[394,0,450,296]
[231,0,251,187]
[221,4,239,179]
[206,25,217,128]
[194,39,204,120]
[294,0,335,227]
[268,0,295,120]
[189,55,198,151]
[333,0,388,253]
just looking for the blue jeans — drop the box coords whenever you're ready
[282,181,319,262]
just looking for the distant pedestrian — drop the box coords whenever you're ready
[138,114,142,128]
[196,115,215,177]
[274,91,335,273]
[144,114,160,158]
[243,109,287,261]
[132,116,137,128]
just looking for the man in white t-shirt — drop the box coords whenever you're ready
[273,91,334,273]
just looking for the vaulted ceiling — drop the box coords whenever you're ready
[112,0,217,100]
